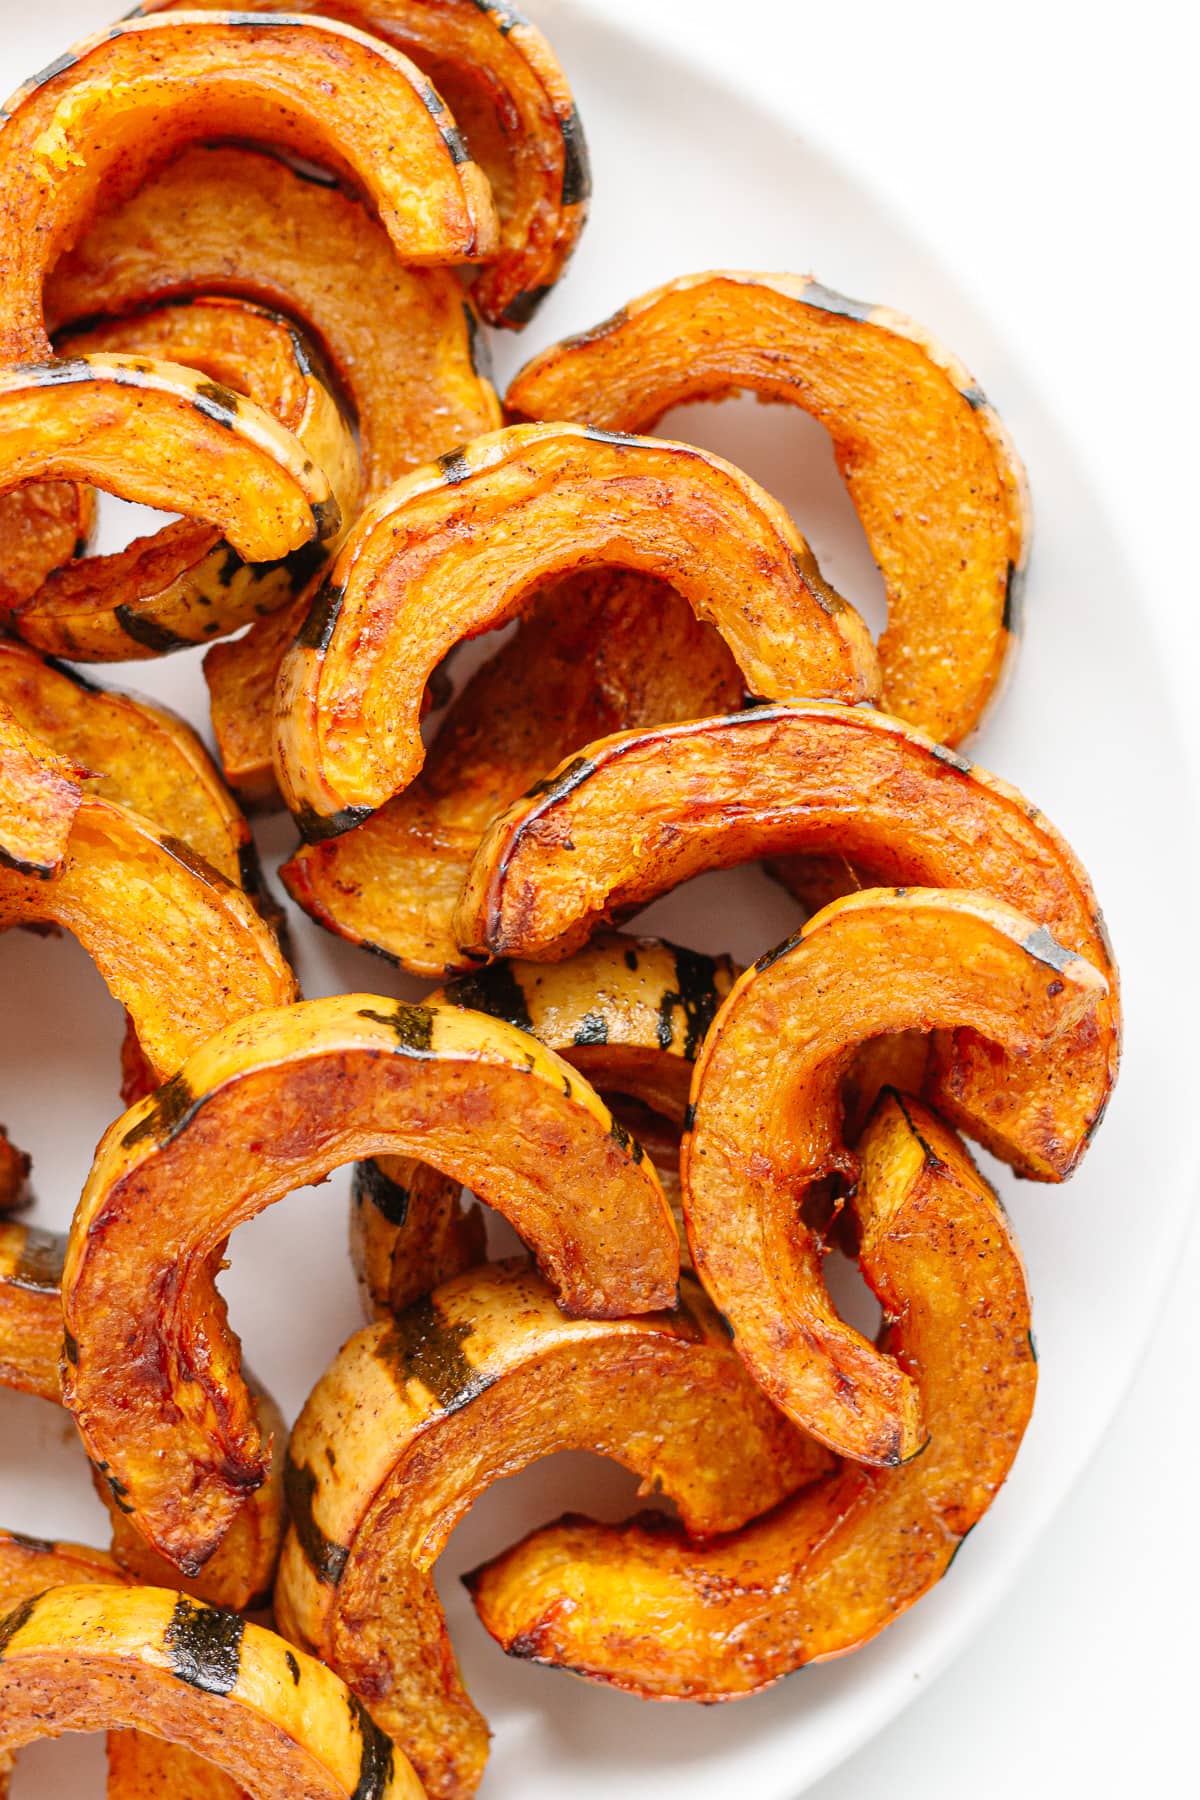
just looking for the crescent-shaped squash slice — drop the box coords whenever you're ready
[0,11,497,367]
[0,1223,62,1403]
[0,1220,285,1615]
[0,354,340,574]
[275,1259,829,1799]
[61,995,676,1571]
[354,933,737,1314]
[0,797,297,1083]
[680,888,1112,1463]
[454,701,1117,1005]
[12,299,360,661]
[0,1585,422,1799]
[282,569,743,972]
[0,697,83,877]
[0,480,94,621]
[507,271,1031,745]
[0,638,255,889]
[274,422,880,834]
[140,0,589,329]
[468,1090,1037,1698]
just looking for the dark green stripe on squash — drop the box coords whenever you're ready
[294,580,345,654]
[437,448,472,484]
[353,1160,411,1229]
[802,280,875,323]
[121,1069,200,1151]
[114,605,194,655]
[375,1296,493,1414]
[191,381,242,430]
[164,1595,245,1696]
[0,1593,39,1660]
[500,284,552,328]
[285,1459,350,1586]
[656,946,725,1059]
[1021,924,1076,973]
[349,1693,397,1800]
[355,1003,436,1055]
[560,107,592,207]
[441,960,534,1032]
[293,802,374,844]
[9,1227,65,1292]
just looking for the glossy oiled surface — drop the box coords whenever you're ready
[0,4,1192,1797]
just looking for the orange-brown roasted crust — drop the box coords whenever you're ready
[12,300,360,661]
[468,1092,1038,1698]
[507,271,1031,745]
[679,889,1112,1463]
[61,995,676,1572]
[0,1585,423,1799]
[0,482,94,621]
[353,934,737,1315]
[0,11,497,367]
[140,0,590,328]
[0,1130,31,1215]
[0,637,255,888]
[282,569,743,972]
[275,1259,829,1799]
[0,695,84,877]
[274,423,880,832]
[0,796,297,1083]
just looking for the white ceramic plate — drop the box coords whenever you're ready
[2,3,1196,1796]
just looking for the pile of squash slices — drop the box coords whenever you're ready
[0,6,1119,1798]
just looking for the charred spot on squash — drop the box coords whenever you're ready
[192,380,242,430]
[10,1227,65,1292]
[1022,924,1076,973]
[0,843,54,880]
[501,284,553,328]
[573,1011,609,1046]
[354,1160,412,1229]
[164,1595,245,1696]
[120,1069,199,1150]
[2,1529,58,1555]
[656,946,725,1059]
[0,1593,39,1660]
[113,605,193,655]
[375,1297,494,1414]
[294,580,345,655]
[441,960,534,1031]
[356,1003,436,1055]
[285,1459,349,1587]
[349,1692,397,1800]
[437,448,472,484]
[92,1459,135,1516]
[560,107,592,206]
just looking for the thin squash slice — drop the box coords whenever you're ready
[13,299,359,661]
[61,995,676,1572]
[467,1091,1037,1698]
[275,1259,829,1799]
[679,889,1112,1462]
[0,1585,422,1798]
[507,270,1030,744]
[274,423,879,834]
[140,0,590,327]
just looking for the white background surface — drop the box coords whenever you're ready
[1,2,1197,1796]
[604,3,1200,1796]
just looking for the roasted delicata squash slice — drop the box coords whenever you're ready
[0,637,257,889]
[507,271,1031,745]
[12,299,360,661]
[469,1091,1038,1698]
[455,702,1118,1005]
[0,1222,285,1614]
[0,796,297,1083]
[283,569,743,972]
[0,354,340,583]
[0,696,83,877]
[275,1258,829,1799]
[61,995,676,1571]
[679,889,1112,1463]
[0,1222,62,1403]
[140,0,590,328]
[0,1585,423,1798]
[275,422,880,833]
[0,480,94,620]
[0,11,498,367]
[354,933,737,1314]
